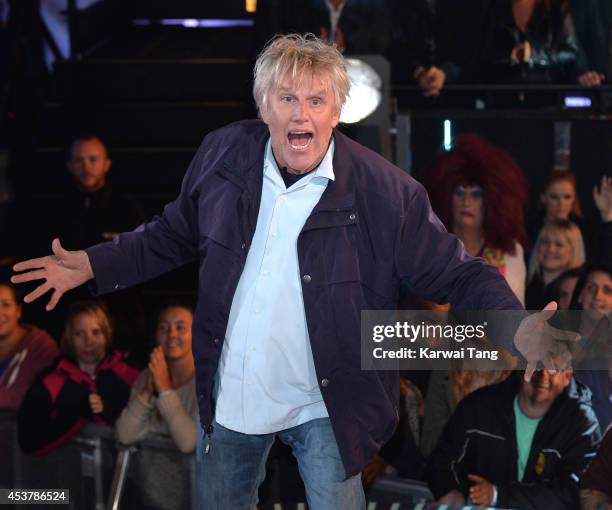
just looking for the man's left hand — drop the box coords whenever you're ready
[578,71,605,87]
[514,302,580,381]
[468,474,494,507]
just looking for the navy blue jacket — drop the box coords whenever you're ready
[86,120,522,476]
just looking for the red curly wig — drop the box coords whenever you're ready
[424,134,528,254]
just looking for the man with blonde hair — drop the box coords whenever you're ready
[14,34,557,508]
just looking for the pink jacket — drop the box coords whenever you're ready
[0,326,59,410]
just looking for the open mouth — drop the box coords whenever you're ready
[287,131,313,150]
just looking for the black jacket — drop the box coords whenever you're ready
[482,0,579,82]
[441,0,579,83]
[18,351,138,455]
[254,0,435,83]
[425,374,601,509]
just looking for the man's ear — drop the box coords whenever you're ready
[104,159,112,174]
[563,369,573,387]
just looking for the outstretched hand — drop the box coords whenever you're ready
[514,301,580,382]
[593,175,612,222]
[11,239,94,311]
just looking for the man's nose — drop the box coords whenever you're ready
[291,101,308,121]
[540,369,552,382]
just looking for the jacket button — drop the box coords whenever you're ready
[213,337,220,345]
[302,274,312,284]
[241,242,246,250]
[349,213,356,221]
[321,378,329,387]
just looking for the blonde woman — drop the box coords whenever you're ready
[17,300,138,455]
[526,220,585,309]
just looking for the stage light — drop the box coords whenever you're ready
[340,59,382,124]
[564,96,592,108]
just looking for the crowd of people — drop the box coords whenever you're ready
[0,2,610,507]
[255,0,612,94]
[0,124,610,508]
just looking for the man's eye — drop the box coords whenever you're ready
[311,98,321,106]
[281,96,293,103]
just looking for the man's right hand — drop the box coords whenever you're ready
[11,239,94,311]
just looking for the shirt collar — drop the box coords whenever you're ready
[263,137,336,188]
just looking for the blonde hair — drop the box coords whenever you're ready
[253,33,350,114]
[528,220,585,282]
[60,300,113,356]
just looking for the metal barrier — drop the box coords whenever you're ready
[2,411,488,509]
[0,412,195,510]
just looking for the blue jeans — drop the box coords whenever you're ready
[196,417,365,510]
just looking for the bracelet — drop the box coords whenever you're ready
[158,390,173,398]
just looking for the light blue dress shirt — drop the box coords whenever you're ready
[214,138,335,434]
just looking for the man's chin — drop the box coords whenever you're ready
[286,162,316,175]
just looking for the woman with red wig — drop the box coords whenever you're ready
[424,134,528,304]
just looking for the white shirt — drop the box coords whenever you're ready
[214,139,335,434]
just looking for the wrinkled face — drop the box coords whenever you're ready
[71,312,107,365]
[542,181,575,221]
[521,368,572,406]
[579,271,612,317]
[452,185,484,231]
[156,306,193,361]
[537,228,571,272]
[558,276,578,310]
[260,74,340,174]
[0,286,21,339]
[67,138,111,192]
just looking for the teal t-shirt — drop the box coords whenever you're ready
[513,396,542,482]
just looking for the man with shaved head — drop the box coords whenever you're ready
[49,134,144,250]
